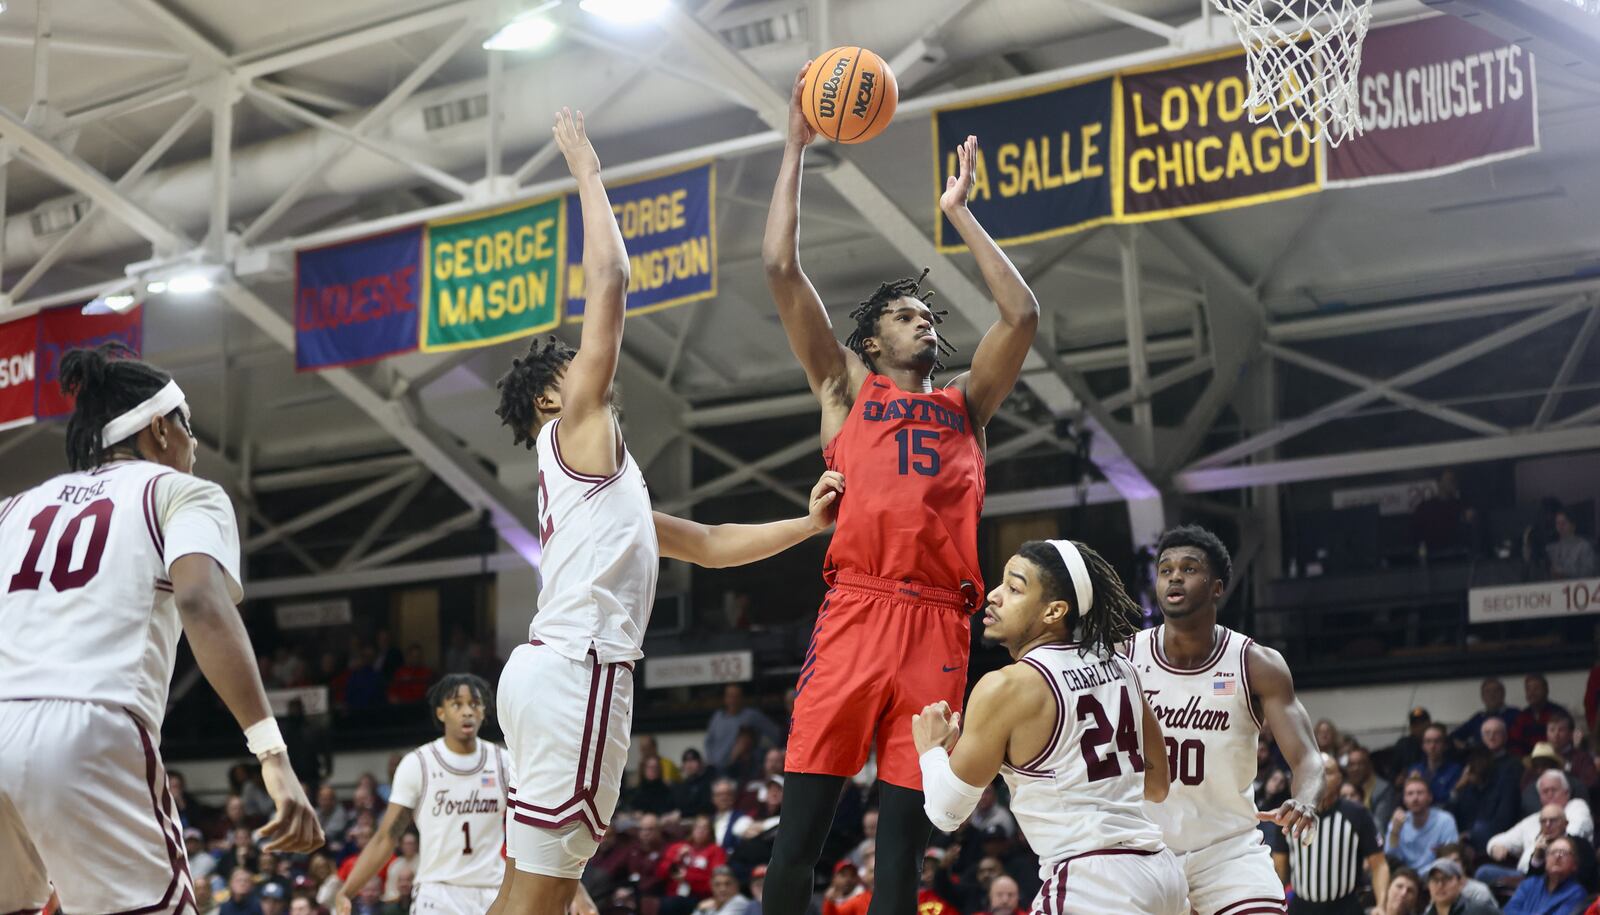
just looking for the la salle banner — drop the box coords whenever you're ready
[421,195,566,352]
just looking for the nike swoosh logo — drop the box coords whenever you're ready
[942,665,959,673]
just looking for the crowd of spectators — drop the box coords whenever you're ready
[257,627,500,717]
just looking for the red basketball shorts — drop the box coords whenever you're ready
[785,570,972,791]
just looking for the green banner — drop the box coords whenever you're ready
[421,195,566,352]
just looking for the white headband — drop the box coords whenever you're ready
[101,380,189,449]
[1047,539,1095,615]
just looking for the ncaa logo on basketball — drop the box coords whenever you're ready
[817,56,852,119]
[852,72,876,118]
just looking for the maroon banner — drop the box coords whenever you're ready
[1327,15,1538,187]
[0,313,36,431]
[34,305,143,419]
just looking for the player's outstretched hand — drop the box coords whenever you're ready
[1257,798,1318,846]
[808,470,845,531]
[912,700,962,755]
[554,107,601,180]
[570,882,601,915]
[940,135,979,213]
[257,752,326,853]
[787,61,818,148]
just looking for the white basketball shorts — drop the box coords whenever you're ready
[0,699,195,915]
[1033,847,1188,915]
[411,882,500,914]
[1178,828,1287,915]
[500,640,635,879]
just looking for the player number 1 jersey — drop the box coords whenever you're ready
[388,739,515,888]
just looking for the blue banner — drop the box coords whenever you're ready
[934,77,1116,252]
[295,225,422,371]
[566,161,716,320]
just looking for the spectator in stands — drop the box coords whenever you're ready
[918,850,960,915]
[1419,859,1497,915]
[676,749,715,818]
[824,861,865,909]
[721,728,766,787]
[1523,744,1592,818]
[748,864,767,915]
[630,756,678,815]
[585,818,638,901]
[384,832,419,903]
[378,751,405,803]
[349,876,385,915]
[1430,845,1499,913]
[1502,835,1586,915]
[1546,510,1598,580]
[1395,709,1435,776]
[221,868,264,915]
[276,647,309,688]
[626,813,669,900]
[1452,742,1522,852]
[283,699,331,795]
[739,748,786,813]
[309,851,342,910]
[216,826,259,877]
[387,644,434,705]
[1481,771,1595,881]
[316,784,353,844]
[1315,719,1342,757]
[938,854,1006,915]
[1382,868,1425,915]
[1390,775,1461,870]
[1267,753,1387,915]
[731,777,783,878]
[698,866,753,915]
[982,875,1022,915]
[1454,678,1519,750]
[373,630,402,679]
[340,820,379,875]
[259,883,286,915]
[1411,724,1466,804]
[639,734,681,783]
[823,853,875,915]
[1412,470,1472,556]
[352,774,386,821]
[345,647,388,711]
[1349,746,1399,826]
[711,777,751,853]
[1258,767,1292,813]
[704,685,782,772]
[1511,675,1570,757]
[185,827,215,882]
[846,808,878,870]
[228,763,276,820]
[443,626,472,675]
[968,784,1019,838]
[659,815,726,914]
[1546,712,1598,789]
[196,879,218,915]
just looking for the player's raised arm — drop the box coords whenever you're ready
[553,107,627,469]
[1250,644,1324,845]
[171,552,322,854]
[653,471,842,568]
[763,62,865,414]
[940,135,1039,429]
[914,668,1030,832]
[335,802,415,915]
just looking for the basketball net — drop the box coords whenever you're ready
[1208,0,1374,147]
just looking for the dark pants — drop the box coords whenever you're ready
[1288,894,1364,915]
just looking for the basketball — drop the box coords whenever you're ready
[802,47,899,144]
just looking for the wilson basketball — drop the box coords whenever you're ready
[802,47,898,144]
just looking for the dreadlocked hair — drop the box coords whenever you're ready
[427,672,495,732]
[1018,539,1143,660]
[59,343,177,472]
[495,334,576,449]
[844,267,957,373]
[1156,524,1233,585]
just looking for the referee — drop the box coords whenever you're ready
[1269,754,1391,915]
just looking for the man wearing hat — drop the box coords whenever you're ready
[186,827,217,882]
[1392,708,1433,777]
[1420,860,1498,915]
[1520,741,1590,819]
[259,882,287,915]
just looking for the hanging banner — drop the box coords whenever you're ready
[566,161,717,319]
[1325,15,1539,187]
[295,226,422,371]
[0,313,36,432]
[34,305,143,420]
[1118,52,1321,221]
[932,77,1115,252]
[421,195,565,352]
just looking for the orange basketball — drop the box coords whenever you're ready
[802,47,899,145]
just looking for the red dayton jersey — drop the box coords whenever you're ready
[822,373,984,598]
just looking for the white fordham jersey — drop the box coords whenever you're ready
[388,738,515,888]
[1000,644,1166,864]
[531,417,658,664]
[1128,625,1262,853]
[0,460,242,730]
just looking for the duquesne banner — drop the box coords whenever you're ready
[0,304,144,427]
[566,161,717,320]
[294,226,422,371]
[421,194,566,353]
[932,14,1537,249]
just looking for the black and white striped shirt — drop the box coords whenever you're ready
[1267,799,1381,902]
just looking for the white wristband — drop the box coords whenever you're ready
[919,746,984,833]
[245,717,288,760]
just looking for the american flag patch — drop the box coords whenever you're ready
[1212,679,1236,696]
[482,774,497,788]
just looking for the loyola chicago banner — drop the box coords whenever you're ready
[421,195,565,352]
[566,161,717,320]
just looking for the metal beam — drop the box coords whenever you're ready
[1101,356,1214,414]
[0,28,189,62]
[1268,276,1600,342]
[114,0,230,68]
[251,454,419,492]
[656,435,818,514]
[257,80,359,113]
[1117,227,1154,449]
[1553,399,1600,430]
[348,508,480,571]
[244,468,424,552]
[28,0,52,126]
[1071,0,1182,41]
[1533,301,1600,430]
[1264,342,1509,437]
[684,434,811,510]
[249,551,529,600]
[338,471,432,569]
[233,1,481,79]
[1188,298,1590,470]
[0,106,188,251]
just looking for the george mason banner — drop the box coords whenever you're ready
[566,161,717,319]
[421,195,566,352]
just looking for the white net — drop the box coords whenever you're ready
[1208,0,1374,147]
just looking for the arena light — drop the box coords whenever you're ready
[145,280,169,295]
[483,6,560,50]
[166,271,215,295]
[83,292,138,315]
[579,0,670,24]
